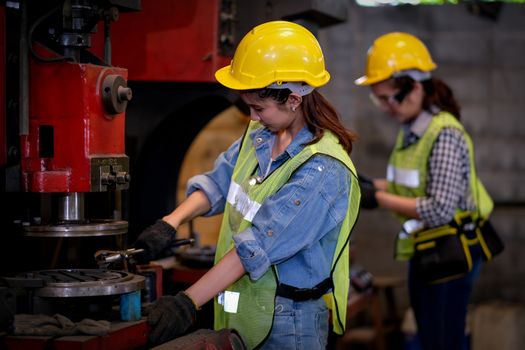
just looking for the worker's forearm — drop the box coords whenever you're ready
[373,178,388,191]
[162,190,211,228]
[185,249,246,307]
[376,190,419,219]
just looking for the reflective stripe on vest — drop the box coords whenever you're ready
[387,165,419,188]
[226,181,261,222]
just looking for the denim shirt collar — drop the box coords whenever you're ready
[248,125,314,178]
[249,125,314,160]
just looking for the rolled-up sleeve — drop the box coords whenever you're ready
[233,155,351,280]
[233,227,271,280]
[186,138,241,216]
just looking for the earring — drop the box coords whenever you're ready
[292,106,296,112]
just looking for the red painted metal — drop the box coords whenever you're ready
[172,264,209,285]
[3,320,149,350]
[21,56,127,192]
[108,0,230,82]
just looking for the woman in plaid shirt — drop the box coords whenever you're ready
[355,32,493,350]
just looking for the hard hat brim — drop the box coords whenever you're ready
[354,75,383,86]
[215,65,267,91]
[216,65,331,90]
[354,64,437,86]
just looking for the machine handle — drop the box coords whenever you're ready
[170,238,195,248]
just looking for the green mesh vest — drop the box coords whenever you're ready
[387,111,493,224]
[214,121,360,349]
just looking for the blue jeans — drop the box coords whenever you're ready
[408,247,483,350]
[260,296,329,349]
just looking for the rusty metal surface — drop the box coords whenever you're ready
[12,269,144,298]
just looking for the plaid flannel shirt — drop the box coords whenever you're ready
[402,111,476,228]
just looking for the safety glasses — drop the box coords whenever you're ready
[369,85,413,108]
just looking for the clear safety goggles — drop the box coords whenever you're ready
[369,69,430,108]
[369,85,413,108]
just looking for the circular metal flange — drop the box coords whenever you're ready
[23,219,128,237]
[16,269,145,298]
[102,74,132,115]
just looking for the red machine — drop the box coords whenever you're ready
[22,61,129,193]
[1,2,145,347]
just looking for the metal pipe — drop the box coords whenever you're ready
[113,190,122,220]
[58,192,85,222]
[104,17,111,65]
[19,0,29,135]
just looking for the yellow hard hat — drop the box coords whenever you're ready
[215,21,330,90]
[355,32,437,86]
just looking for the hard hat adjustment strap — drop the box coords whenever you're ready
[392,69,432,82]
[266,82,315,96]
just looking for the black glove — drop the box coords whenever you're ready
[134,220,178,262]
[145,291,197,346]
[358,174,378,209]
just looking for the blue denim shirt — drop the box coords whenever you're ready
[187,126,351,289]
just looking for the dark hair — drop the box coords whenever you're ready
[393,76,462,120]
[246,88,356,154]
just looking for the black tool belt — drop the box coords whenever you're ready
[412,212,504,283]
[276,277,333,301]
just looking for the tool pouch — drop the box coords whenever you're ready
[475,218,505,261]
[412,224,472,284]
[449,213,505,262]
[410,213,504,284]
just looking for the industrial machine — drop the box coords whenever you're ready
[0,0,348,348]
[0,2,147,347]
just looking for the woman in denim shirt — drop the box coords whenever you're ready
[135,21,361,349]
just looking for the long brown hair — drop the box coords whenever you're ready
[394,76,462,120]
[422,78,462,120]
[249,88,357,154]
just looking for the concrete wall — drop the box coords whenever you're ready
[318,2,525,304]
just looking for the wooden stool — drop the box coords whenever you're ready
[338,276,405,350]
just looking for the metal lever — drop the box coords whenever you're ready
[94,248,144,269]
[94,239,195,269]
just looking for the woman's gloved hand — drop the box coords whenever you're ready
[145,291,197,346]
[358,175,379,209]
[133,220,178,263]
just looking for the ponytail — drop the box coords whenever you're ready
[422,78,462,120]
[302,91,357,154]
[394,76,461,120]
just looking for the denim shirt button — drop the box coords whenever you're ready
[267,230,274,237]
[256,137,264,144]
[274,304,284,313]
[294,199,301,206]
